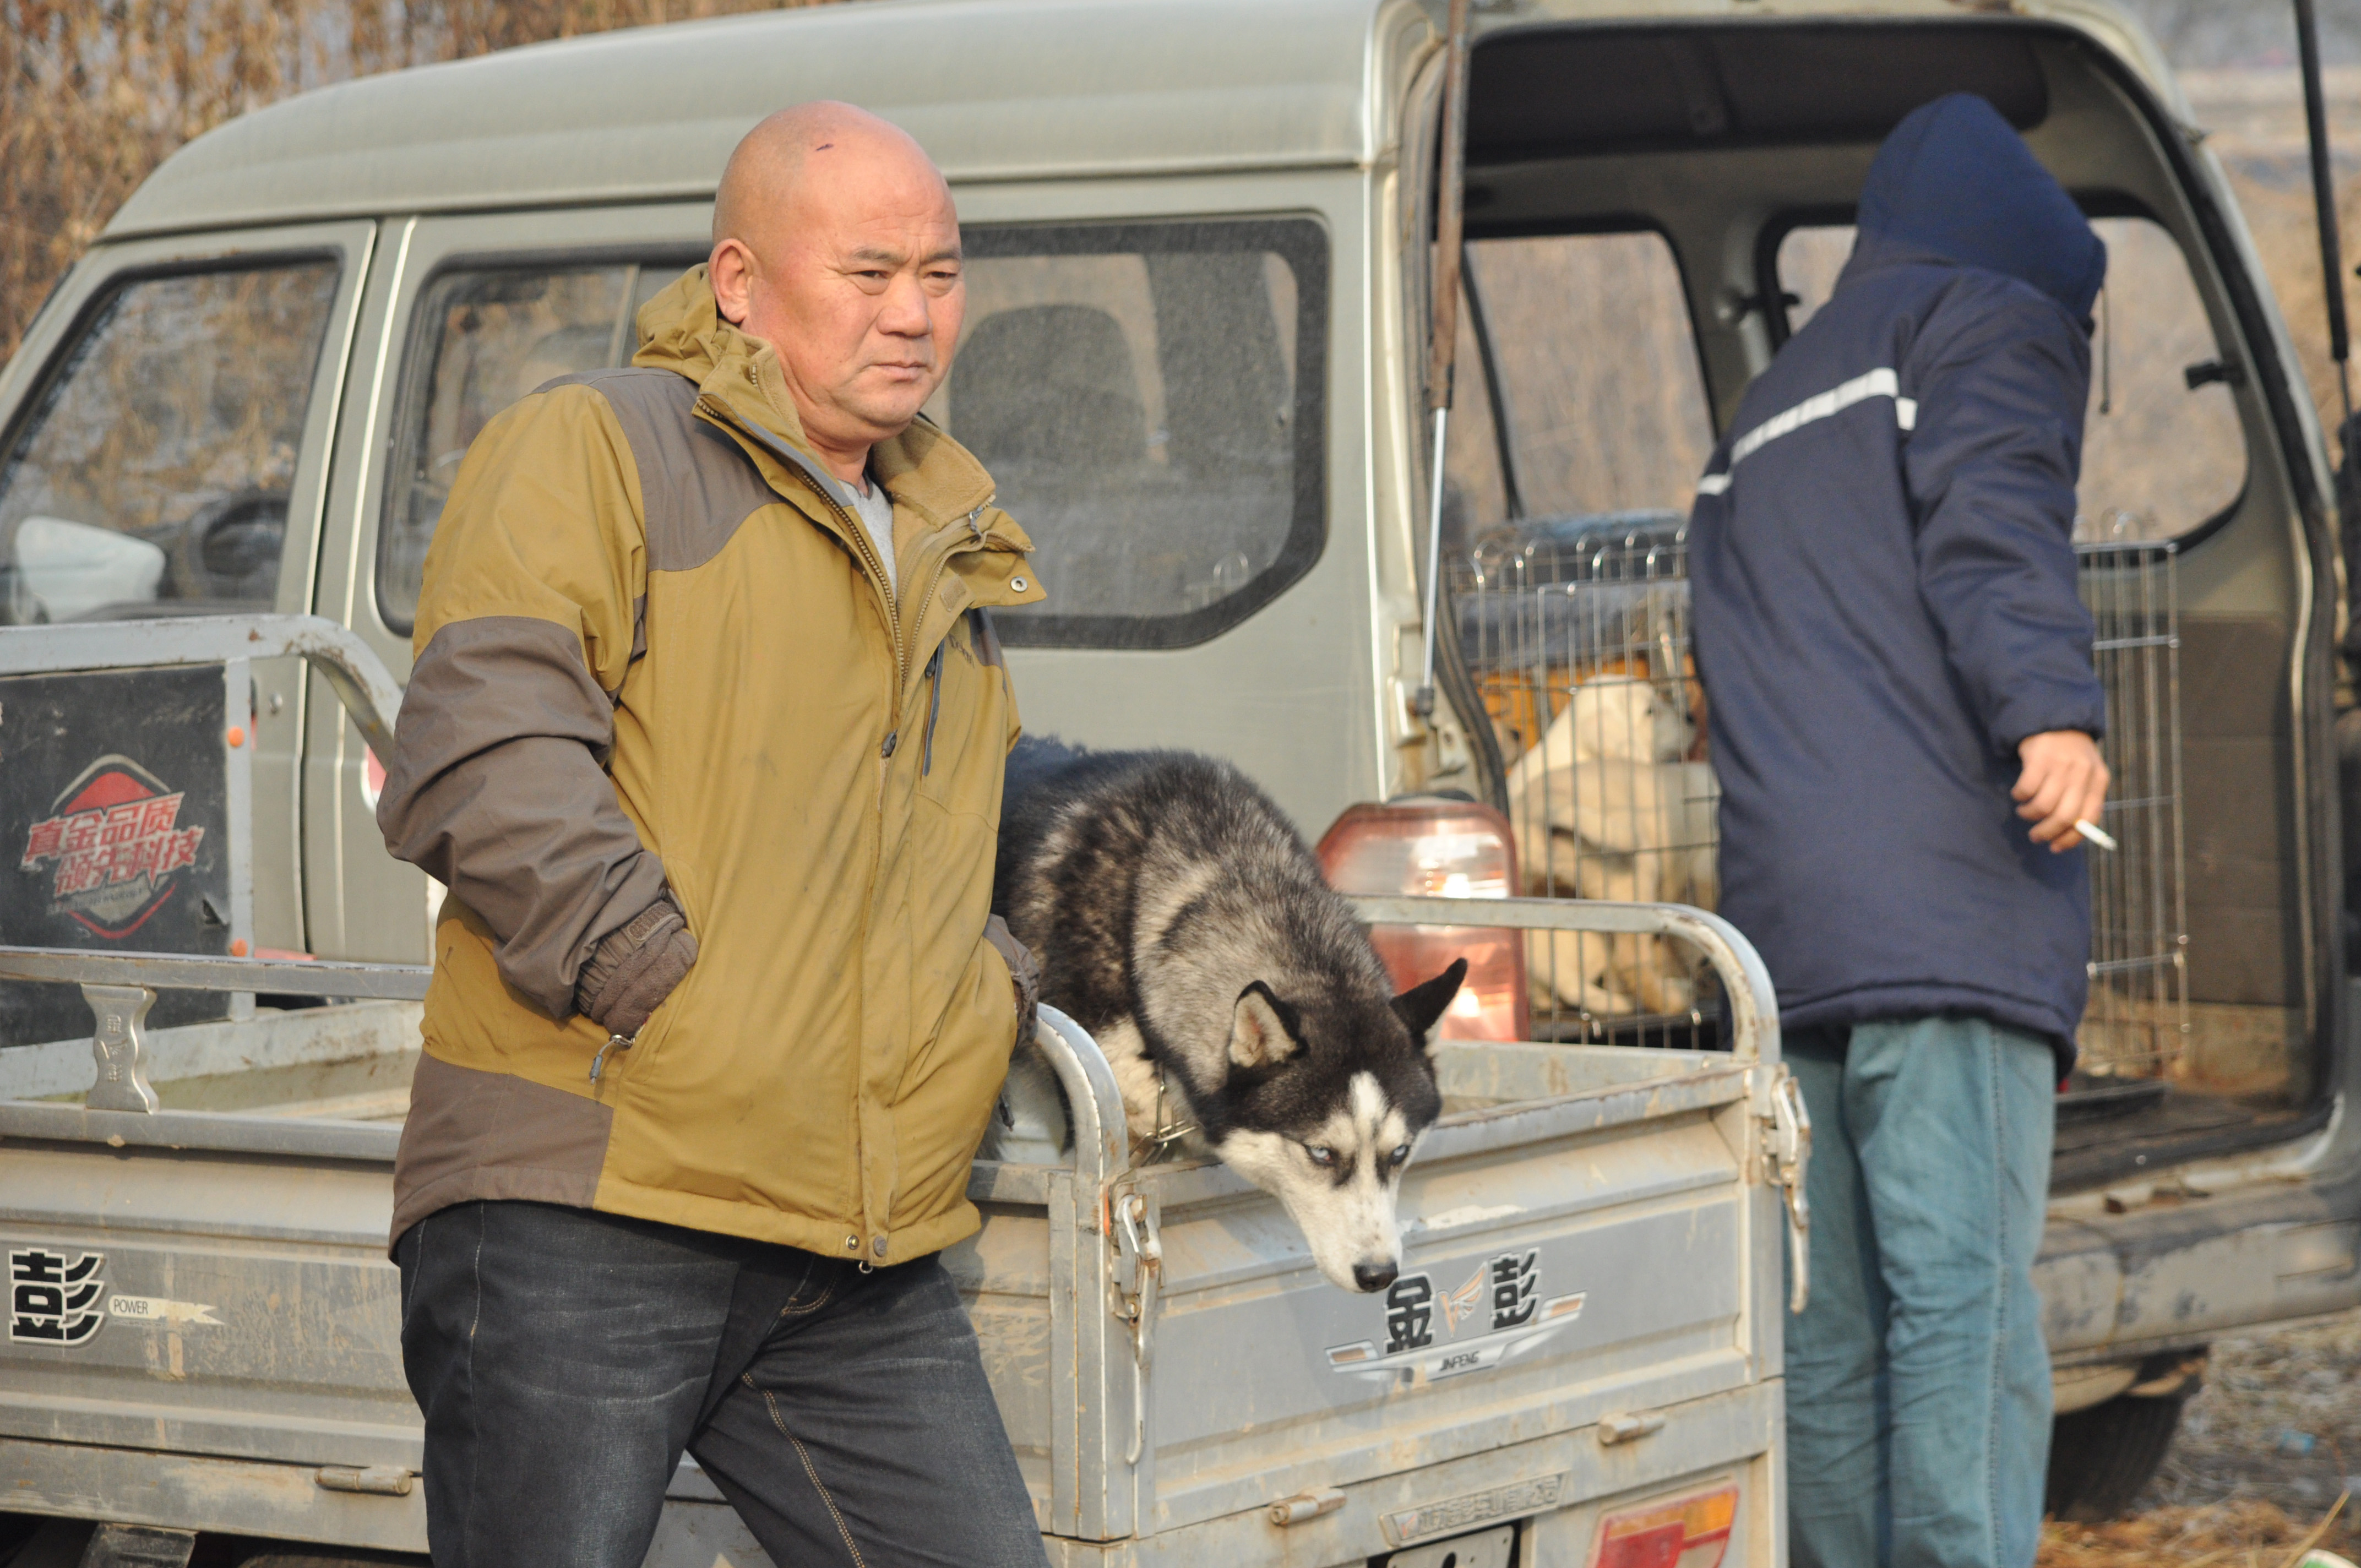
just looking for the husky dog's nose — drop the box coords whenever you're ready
[1353,1260,1399,1293]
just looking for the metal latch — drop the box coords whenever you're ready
[1112,1189,1163,1326]
[1764,1064,1812,1313]
[1268,1487,1347,1526]
[1597,1409,1666,1445]
[83,983,159,1114]
[316,1464,415,1496]
[1112,1189,1163,1466]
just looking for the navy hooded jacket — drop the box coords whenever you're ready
[1688,94,2108,1058]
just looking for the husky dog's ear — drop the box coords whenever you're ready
[1392,958,1470,1050]
[1228,982,1302,1070]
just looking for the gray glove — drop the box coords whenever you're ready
[984,914,1039,1053]
[575,893,697,1039]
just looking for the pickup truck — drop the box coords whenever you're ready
[3,0,2359,1555]
[0,614,1807,1568]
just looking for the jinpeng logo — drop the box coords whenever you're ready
[9,1248,106,1346]
[1324,1248,1585,1382]
[18,756,204,940]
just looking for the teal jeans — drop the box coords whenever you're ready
[1783,1016,2057,1568]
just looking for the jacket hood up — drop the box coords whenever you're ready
[1854,92,2107,322]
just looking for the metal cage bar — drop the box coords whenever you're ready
[1450,524,2188,1072]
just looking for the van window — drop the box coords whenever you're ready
[1452,231,1716,537]
[0,260,340,624]
[929,218,1328,649]
[381,226,1326,650]
[378,262,682,634]
[1775,216,2245,541]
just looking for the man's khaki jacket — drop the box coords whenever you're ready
[378,266,1044,1265]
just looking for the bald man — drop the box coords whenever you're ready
[377,103,1049,1567]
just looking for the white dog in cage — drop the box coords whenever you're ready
[1506,674,1717,1018]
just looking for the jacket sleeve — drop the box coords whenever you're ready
[1901,287,2107,753]
[376,385,670,1020]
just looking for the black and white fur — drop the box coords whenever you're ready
[994,739,1465,1293]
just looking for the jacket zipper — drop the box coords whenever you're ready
[695,395,1011,1249]
[922,643,945,775]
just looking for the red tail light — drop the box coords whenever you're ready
[1315,800,1529,1041]
[1591,1483,1738,1568]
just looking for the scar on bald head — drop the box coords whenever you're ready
[711,101,942,248]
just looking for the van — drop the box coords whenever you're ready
[0,0,2352,1534]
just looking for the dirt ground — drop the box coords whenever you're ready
[2039,1307,2361,1567]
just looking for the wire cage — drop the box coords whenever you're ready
[1456,514,1720,1046]
[2073,540,2187,1080]
[1451,520,2186,1067]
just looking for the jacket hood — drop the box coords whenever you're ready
[1855,92,2107,321]
[634,263,738,385]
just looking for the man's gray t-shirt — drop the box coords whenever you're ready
[850,475,896,596]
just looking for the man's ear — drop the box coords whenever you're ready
[710,237,755,325]
[1391,958,1470,1050]
[1228,982,1301,1071]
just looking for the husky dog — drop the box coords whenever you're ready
[994,739,1466,1293]
[1506,676,1716,1016]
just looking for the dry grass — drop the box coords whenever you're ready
[2042,1498,2351,1568]
[0,0,840,365]
[2037,1307,2361,1567]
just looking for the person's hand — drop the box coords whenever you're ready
[576,894,698,1039]
[2012,730,2109,853]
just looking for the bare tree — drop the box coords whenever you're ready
[0,0,839,364]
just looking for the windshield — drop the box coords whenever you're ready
[0,260,340,624]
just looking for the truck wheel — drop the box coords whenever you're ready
[2044,1389,2189,1521]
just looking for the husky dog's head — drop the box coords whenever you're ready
[1205,959,1466,1293]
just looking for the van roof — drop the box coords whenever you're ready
[106,0,1391,239]
[105,0,2172,242]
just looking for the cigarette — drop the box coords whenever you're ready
[2075,819,2118,852]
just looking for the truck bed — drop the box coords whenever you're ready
[0,992,1790,1565]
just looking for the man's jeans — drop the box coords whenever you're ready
[395,1200,1048,1568]
[1784,1017,2057,1568]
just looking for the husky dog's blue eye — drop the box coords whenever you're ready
[1305,1144,1337,1167]
[1390,1145,1411,1167]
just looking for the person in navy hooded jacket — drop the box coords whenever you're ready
[1689,94,2109,1566]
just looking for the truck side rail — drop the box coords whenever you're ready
[0,897,1808,1307]
[1036,1004,1130,1195]
[0,949,428,1000]
[1349,893,1808,1309]
[0,948,1142,1179]
[1346,894,1783,1063]
[0,612,402,761]
[0,895,1781,1123]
